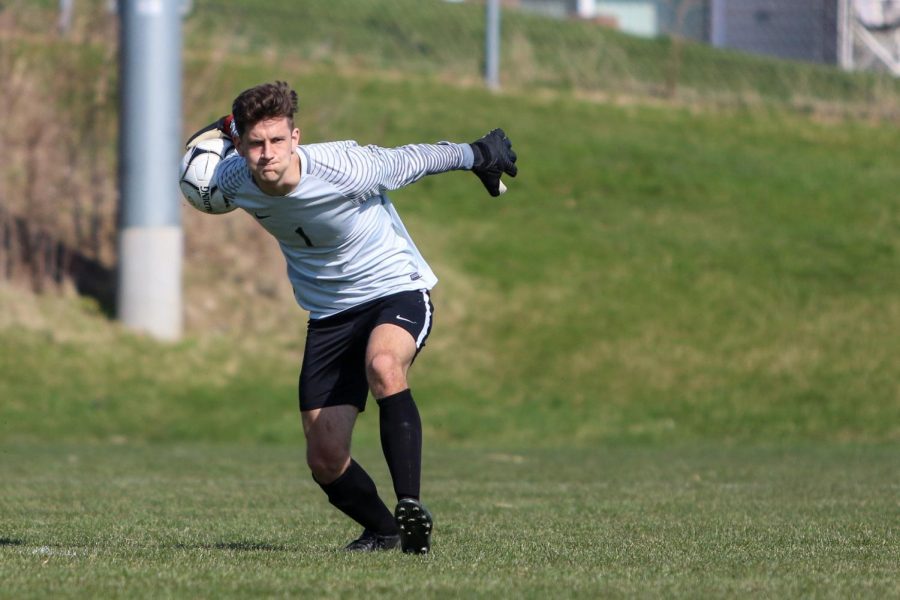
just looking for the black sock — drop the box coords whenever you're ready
[377,388,422,501]
[316,459,397,536]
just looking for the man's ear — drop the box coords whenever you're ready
[293,128,301,146]
[235,138,246,158]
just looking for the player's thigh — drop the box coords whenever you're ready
[299,310,370,412]
[365,289,434,373]
[366,323,418,375]
[301,404,359,450]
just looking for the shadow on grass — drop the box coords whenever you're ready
[214,541,287,552]
[0,208,117,317]
[174,541,288,552]
[0,538,25,546]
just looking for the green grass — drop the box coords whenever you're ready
[183,0,900,111]
[12,0,900,112]
[3,3,900,596]
[1,443,897,598]
[4,66,899,447]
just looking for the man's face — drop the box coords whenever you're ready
[237,116,300,193]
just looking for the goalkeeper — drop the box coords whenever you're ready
[186,81,517,554]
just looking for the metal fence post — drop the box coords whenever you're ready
[485,0,501,90]
[117,0,184,340]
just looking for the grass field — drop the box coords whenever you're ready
[2,443,897,598]
[4,3,900,597]
[2,66,899,595]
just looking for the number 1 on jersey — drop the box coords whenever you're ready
[295,226,314,247]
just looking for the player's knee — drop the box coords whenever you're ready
[366,352,405,394]
[367,352,400,379]
[306,443,349,483]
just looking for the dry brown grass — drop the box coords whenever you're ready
[0,3,294,335]
[181,210,298,335]
[0,1,118,296]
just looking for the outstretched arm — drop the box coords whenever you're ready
[303,129,519,203]
[301,140,473,204]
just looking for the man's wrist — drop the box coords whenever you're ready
[463,143,477,169]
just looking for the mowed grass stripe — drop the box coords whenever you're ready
[1,443,897,598]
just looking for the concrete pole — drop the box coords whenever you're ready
[117,0,183,340]
[485,0,501,90]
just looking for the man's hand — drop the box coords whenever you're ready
[470,128,518,197]
[185,115,239,149]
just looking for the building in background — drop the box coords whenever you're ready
[516,0,899,75]
[709,0,900,74]
[709,0,840,64]
[519,0,708,40]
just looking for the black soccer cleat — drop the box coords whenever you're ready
[394,498,433,554]
[343,529,400,552]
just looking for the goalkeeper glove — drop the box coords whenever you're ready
[470,128,518,197]
[185,115,239,149]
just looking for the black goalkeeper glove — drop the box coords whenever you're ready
[185,115,239,149]
[470,128,518,197]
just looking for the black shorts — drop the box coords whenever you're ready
[298,290,434,412]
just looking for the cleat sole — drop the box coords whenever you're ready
[395,499,433,555]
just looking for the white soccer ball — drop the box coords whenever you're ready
[179,138,237,214]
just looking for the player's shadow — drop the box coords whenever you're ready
[213,541,287,552]
[174,541,288,552]
[0,538,25,546]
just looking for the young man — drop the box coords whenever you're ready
[186,81,517,554]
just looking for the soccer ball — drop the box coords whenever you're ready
[179,138,237,214]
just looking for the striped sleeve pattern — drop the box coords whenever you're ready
[302,140,472,204]
[215,154,250,198]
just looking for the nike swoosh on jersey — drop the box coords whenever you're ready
[254,212,270,219]
[396,315,418,324]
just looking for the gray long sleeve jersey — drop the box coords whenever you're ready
[215,140,475,319]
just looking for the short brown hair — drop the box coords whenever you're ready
[231,81,299,138]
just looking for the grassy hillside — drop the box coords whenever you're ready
[2,58,898,447]
[13,0,900,114]
[186,0,900,114]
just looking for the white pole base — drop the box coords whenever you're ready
[117,226,183,341]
